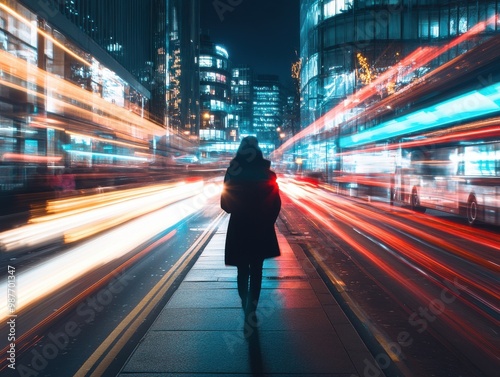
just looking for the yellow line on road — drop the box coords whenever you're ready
[75,211,225,377]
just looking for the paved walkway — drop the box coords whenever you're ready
[118,215,384,376]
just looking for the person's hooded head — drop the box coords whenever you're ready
[235,136,264,165]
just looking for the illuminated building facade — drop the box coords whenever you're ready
[199,34,231,141]
[17,0,200,131]
[166,0,200,136]
[0,1,193,193]
[253,75,284,144]
[231,66,254,136]
[300,0,500,129]
[13,0,151,111]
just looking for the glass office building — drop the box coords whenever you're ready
[0,0,193,192]
[11,0,152,111]
[52,0,154,77]
[17,0,200,130]
[300,0,500,129]
[253,75,284,144]
[199,34,231,141]
[231,66,254,136]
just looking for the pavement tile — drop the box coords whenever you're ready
[166,287,242,308]
[260,279,312,289]
[179,281,236,289]
[150,307,336,333]
[309,277,331,294]
[323,304,353,325]
[151,308,245,331]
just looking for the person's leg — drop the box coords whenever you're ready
[247,259,264,312]
[237,264,250,310]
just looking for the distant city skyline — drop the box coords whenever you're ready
[200,0,300,90]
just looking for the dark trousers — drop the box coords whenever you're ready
[237,260,264,311]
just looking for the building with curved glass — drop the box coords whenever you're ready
[199,34,231,141]
[300,0,500,129]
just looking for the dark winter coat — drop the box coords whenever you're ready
[221,155,281,266]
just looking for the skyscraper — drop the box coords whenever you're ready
[166,0,200,135]
[253,75,283,144]
[231,66,254,136]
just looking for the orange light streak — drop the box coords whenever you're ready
[0,181,203,252]
[280,180,499,310]
[301,183,499,284]
[0,229,177,366]
[280,181,499,359]
[0,49,188,146]
[0,181,219,324]
[0,3,91,67]
[1,153,62,163]
[368,199,500,255]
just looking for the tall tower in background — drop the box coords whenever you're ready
[253,75,283,145]
[150,0,168,125]
[166,0,200,137]
[231,66,254,136]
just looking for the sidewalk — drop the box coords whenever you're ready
[118,215,383,376]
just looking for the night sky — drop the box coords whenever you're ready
[200,0,300,90]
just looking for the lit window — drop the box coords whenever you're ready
[200,56,213,67]
[430,21,439,38]
[215,73,226,83]
[324,0,349,19]
[324,0,335,19]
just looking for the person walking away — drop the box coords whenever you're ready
[220,136,281,316]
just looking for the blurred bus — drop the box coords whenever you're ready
[394,137,500,225]
[302,33,500,225]
[354,35,500,225]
